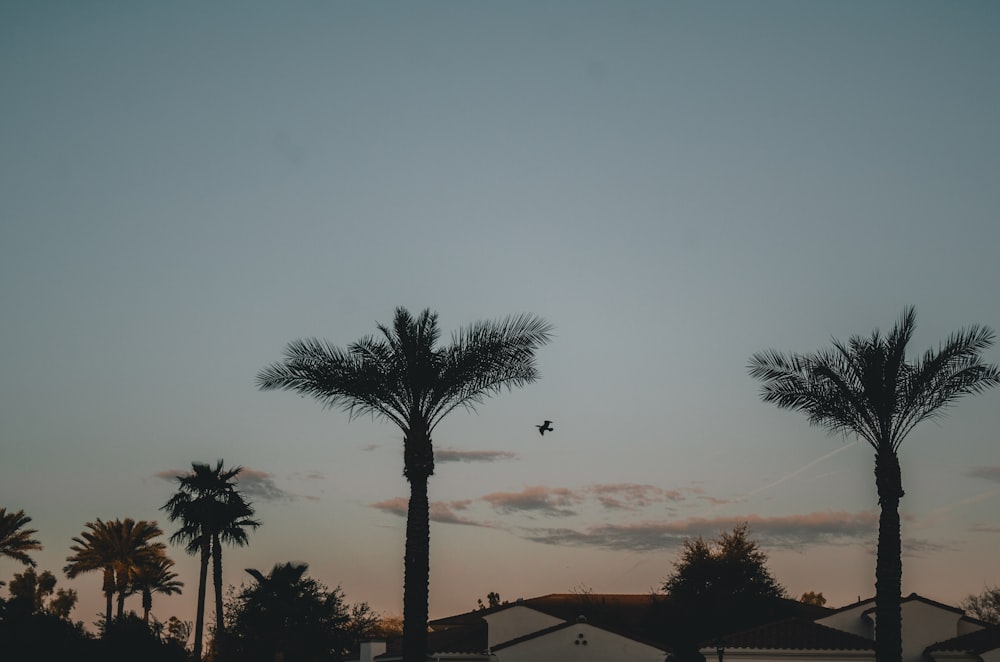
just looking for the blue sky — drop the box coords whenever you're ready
[2,1,999,631]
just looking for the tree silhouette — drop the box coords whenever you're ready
[258,307,552,662]
[0,508,43,568]
[661,524,786,660]
[962,585,1000,624]
[749,307,1000,662]
[129,554,183,624]
[161,460,260,660]
[8,567,78,619]
[222,562,370,662]
[63,518,166,629]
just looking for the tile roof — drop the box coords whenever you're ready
[926,625,1000,654]
[717,618,875,652]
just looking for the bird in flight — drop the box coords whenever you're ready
[536,420,553,435]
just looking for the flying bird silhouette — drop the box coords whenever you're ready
[536,420,553,435]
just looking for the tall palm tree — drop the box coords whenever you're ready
[63,518,166,628]
[130,554,183,623]
[161,460,260,660]
[748,307,1000,662]
[0,508,43,568]
[257,307,553,662]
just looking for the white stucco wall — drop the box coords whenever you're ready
[483,606,565,649]
[494,623,665,662]
[816,603,874,640]
[982,648,1000,662]
[898,601,965,662]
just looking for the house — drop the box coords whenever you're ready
[364,594,668,662]
[701,594,1000,662]
[354,592,1000,662]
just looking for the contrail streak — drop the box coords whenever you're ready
[727,440,859,506]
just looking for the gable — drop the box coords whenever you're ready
[493,621,666,662]
[482,605,565,648]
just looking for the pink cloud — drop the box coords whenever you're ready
[371,498,489,527]
[482,486,581,516]
[522,511,879,551]
[585,483,688,509]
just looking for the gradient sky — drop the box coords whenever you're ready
[3,1,1000,633]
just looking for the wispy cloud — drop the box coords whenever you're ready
[970,524,1000,534]
[154,467,294,502]
[361,444,379,452]
[482,486,581,516]
[520,511,878,552]
[236,469,294,502]
[585,483,687,510]
[371,498,488,527]
[966,467,1000,483]
[436,449,518,463]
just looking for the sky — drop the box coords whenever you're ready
[2,0,1000,634]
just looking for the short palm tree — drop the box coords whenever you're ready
[749,307,1000,662]
[130,554,183,623]
[0,508,43,568]
[63,518,166,628]
[257,307,553,662]
[162,460,260,660]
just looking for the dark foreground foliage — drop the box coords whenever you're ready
[0,600,186,662]
[215,562,379,662]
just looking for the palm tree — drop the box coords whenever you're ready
[63,518,166,628]
[161,460,260,660]
[748,307,1000,662]
[0,508,43,568]
[129,554,183,624]
[257,307,553,662]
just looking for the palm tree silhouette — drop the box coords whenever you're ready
[161,460,260,660]
[257,307,552,662]
[749,307,1000,662]
[0,508,43,568]
[63,518,166,629]
[129,554,183,624]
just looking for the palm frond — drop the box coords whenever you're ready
[0,508,43,567]
[750,308,1000,453]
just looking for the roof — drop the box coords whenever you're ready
[377,619,489,659]
[927,625,1000,655]
[715,618,875,652]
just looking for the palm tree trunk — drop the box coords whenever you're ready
[402,422,434,662]
[103,567,115,632]
[193,538,210,661]
[116,566,128,619]
[212,532,225,647]
[403,473,430,662]
[874,448,904,662]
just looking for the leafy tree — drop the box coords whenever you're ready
[661,524,786,661]
[477,591,507,610]
[98,611,188,662]
[129,555,183,623]
[961,585,1000,624]
[799,591,827,607]
[749,307,1000,662]
[7,567,78,619]
[221,562,375,662]
[63,518,167,628]
[164,615,193,650]
[161,460,260,660]
[257,307,552,662]
[0,508,42,568]
[0,596,93,660]
[373,613,404,639]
